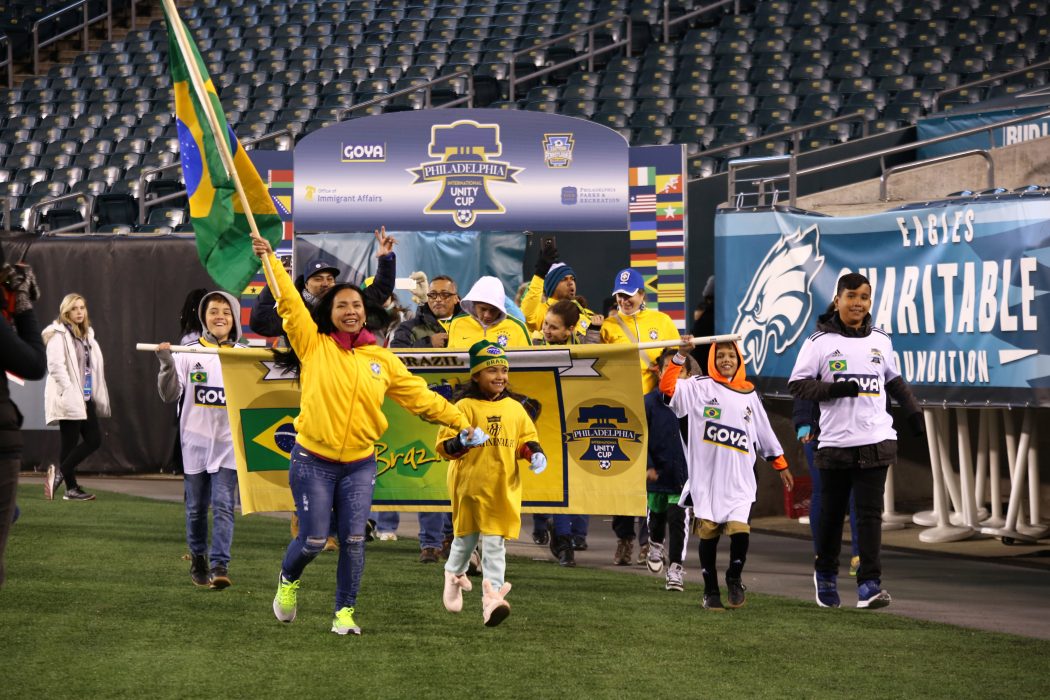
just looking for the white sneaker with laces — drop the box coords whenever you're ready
[646,541,665,573]
[377,532,398,541]
[665,563,684,591]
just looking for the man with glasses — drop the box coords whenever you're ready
[390,275,462,563]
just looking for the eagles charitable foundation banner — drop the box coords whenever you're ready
[292,109,629,232]
[220,345,648,516]
[716,199,1050,407]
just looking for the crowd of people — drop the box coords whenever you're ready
[0,233,924,633]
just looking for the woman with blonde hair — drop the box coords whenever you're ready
[42,293,110,501]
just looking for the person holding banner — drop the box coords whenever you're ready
[436,340,546,626]
[252,236,486,636]
[662,338,792,610]
[155,291,245,590]
[788,272,924,610]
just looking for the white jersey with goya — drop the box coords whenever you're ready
[171,341,241,475]
[668,376,784,524]
[788,328,899,448]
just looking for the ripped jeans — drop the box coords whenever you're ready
[281,445,376,611]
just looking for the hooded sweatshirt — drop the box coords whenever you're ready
[447,276,532,350]
[660,341,787,524]
[156,291,244,474]
[42,317,111,425]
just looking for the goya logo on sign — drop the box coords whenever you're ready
[703,406,722,420]
[563,402,644,476]
[341,142,386,162]
[193,385,226,407]
[836,374,881,396]
[829,359,847,372]
[241,408,301,471]
[703,421,749,453]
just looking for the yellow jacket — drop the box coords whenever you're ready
[436,393,539,539]
[268,253,469,462]
[600,307,680,393]
[519,274,595,336]
[446,313,532,350]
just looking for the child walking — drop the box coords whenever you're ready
[661,338,792,610]
[437,340,547,626]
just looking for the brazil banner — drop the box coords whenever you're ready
[220,345,648,516]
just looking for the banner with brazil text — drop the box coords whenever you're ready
[220,345,648,516]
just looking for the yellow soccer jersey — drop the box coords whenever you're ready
[436,394,540,540]
[600,307,680,392]
[446,314,532,350]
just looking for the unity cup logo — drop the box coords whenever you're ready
[731,224,825,374]
[409,119,523,228]
[563,403,643,476]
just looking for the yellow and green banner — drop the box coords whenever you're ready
[220,345,648,516]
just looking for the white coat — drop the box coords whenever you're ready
[43,321,111,425]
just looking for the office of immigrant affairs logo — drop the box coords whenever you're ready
[409,119,522,228]
[563,402,644,476]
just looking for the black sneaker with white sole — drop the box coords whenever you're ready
[62,487,95,501]
[726,576,746,608]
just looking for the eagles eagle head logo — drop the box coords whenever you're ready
[731,225,824,373]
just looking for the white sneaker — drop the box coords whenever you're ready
[377,532,398,541]
[646,541,665,573]
[665,563,684,591]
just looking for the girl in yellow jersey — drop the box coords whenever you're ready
[252,237,487,636]
[436,340,546,627]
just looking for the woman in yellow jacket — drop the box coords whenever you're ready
[436,340,546,627]
[253,238,487,636]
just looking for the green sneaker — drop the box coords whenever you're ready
[273,573,300,623]
[331,606,361,635]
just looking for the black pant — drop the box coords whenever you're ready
[59,399,101,490]
[646,504,690,565]
[814,464,888,584]
[0,455,18,587]
[612,515,648,544]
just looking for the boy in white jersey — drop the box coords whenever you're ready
[155,291,245,589]
[788,273,924,610]
[662,339,792,611]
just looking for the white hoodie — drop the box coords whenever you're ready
[42,322,111,424]
[448,276,532,349]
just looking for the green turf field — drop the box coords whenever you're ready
[2,485,1046,699]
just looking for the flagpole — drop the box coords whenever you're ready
[161,0,281,300]
[636,333,741,351]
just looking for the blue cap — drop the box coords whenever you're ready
[304,256,340,281]
[611,268,644,296]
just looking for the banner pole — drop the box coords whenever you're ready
[636,333,741,351]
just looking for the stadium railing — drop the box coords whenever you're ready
[31,0,113,75]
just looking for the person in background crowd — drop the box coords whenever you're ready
[447,276,532,350]
[530,300,602,564]
[520,235,595,338]
[437,340,544,626]
[250,227,397,342]
[690,275,715,372]
[178,288,208,345]
[0,256,46,587]
[789,272,924,611]
[644,348,697,592]
[390,273,462,563]
[254,235,484,636]
[42,293,111,502]
[156,291,245,590]
[662,338,792,611]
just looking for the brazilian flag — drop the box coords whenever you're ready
[241,408,301,472]
[162,2,283,292]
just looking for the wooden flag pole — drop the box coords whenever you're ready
[161,0,280,299]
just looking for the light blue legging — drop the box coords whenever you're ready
[445,532,506,589]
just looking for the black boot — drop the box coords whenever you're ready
[190,554,209,587]
[554,535,576,567]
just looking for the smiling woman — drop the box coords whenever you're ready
[251,236,485,636]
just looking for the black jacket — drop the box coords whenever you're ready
[0,309,47,456]
[250,252,396,338]
[389,301,462,348]
[644,387,688,494]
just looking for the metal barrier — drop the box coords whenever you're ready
[29,191,94,235]
[738,105,1050,207]
[726,155,795,208]
[0,34,12,89]
[933,57,1050,112]
[32,0,113,75]
[691,111,869,168]
[879,149,994,202]
[508,15,631,102]
[336,68,476,120]
[662,0,739,43]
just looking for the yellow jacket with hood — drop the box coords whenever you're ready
[519,274,595,337]
[600,306,680,393]
[267,253,470,463]
[447,275,532,350]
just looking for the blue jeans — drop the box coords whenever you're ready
[184,468,238,567]
[418,512,448,549]
[805,442,859,557]
[374,511,400,534]
[552,514,589,537]
[281,445,376,611]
